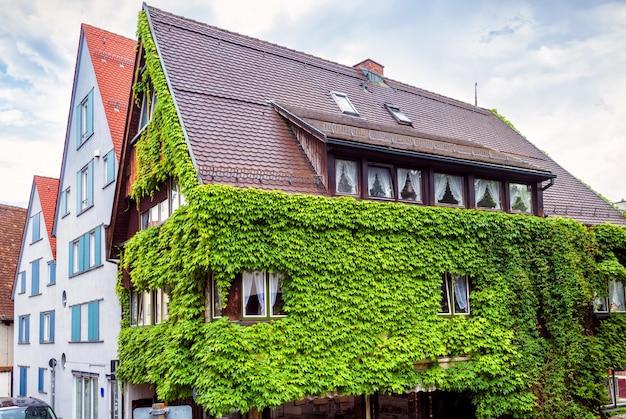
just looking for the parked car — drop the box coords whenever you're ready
[0,397,57,419]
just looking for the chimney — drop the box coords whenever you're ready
[353,59,384,77]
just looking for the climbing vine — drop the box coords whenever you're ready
[117,11,626,419]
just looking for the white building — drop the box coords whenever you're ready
[14,24,136,419]
[12,176,59,401]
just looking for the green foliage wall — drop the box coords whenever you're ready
[118,11,626,419]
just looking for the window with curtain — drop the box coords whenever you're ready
[510,183,532,213]
[609,280,626,312]
[207,275,222,320]
[368,166,394,199]
[242,270,286,319]
[335,159,359,195]
[434,173,464,207]
[439,273,470,315]
[397,168,421,202]
[475,179,501,210]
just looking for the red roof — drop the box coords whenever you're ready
[82,24,136,159]
[0,204,26,320]
[34,176,60,260]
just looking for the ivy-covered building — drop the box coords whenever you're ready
[108,4,626,419]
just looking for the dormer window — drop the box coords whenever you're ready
[331,91,359,116]
[368,166,394,199]
[385,104,412,126]
[138,88,157,131]
[335,159,359,196]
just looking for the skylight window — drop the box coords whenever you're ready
[385,104,412,125]
[331,91,359,116]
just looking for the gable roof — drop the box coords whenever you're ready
[34,176,60,259]
[0,204,26,321]
[82,24,136,158]
[141,4,624,226]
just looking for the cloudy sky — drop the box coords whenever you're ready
[1,0,625,207]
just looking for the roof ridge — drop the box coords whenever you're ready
[146,5,491,118]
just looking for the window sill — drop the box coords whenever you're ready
[47,283,56,287]
[103,179,115,189]
[30,238,43,245]
[69,263,103,278]
[69,340,103,344]
[77,204,94,216]
[29,293,42,297]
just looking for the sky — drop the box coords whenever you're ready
[1,0,625,208]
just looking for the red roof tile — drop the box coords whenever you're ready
[0,204,26,320]
[82,24,136,159]
[34,176,60,260]
[144,5,625,226]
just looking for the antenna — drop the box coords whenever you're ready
[474,82,478,107]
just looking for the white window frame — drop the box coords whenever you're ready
[439,273,470,315]
[242,270,286,319]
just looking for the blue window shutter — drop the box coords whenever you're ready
[19,367,27,396]
[50,310,55,342]
[17,317,23,343]
[71,305,81,341]
[32,213,40,242]
[20,272,25,293]
[80,235,86,271]
[69,241,74,276]
[106,150,115,183]
[86,90,94,137]
[60,190,66,215]
[88,301,99,341]
[31,260,40,295]
[76,103,82,148]
[87,160,94,207]
[94,227,101,266]
[39,312,44,343]
[25,315,30,343]
[49,261,56,284]
[38,368,44,392]
[76,169,82,212]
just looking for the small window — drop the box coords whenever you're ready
[130,289,169,326]
[48,260,56,285]
[397,168,422,202]
[60,187,70,217]
[475,179,502,210]
[330,91,359,116]
[154,288,170,324]
[76,160,94,213]
[68,226,101,276]
[385,104,412,125]
[335,159,359,196]
[242,271,286,319]
[40,311,55,343]
[368,166,394,199]
[510,183,532,213]
[76,90,94,147]
[103,149,116,186]
[435,173,464,207]
[31,212,41,243]
[139,89,157,131]
[439,273,470,315]
[18,314,30,343]
[207,275,223,320]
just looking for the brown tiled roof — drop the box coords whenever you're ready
[0,204,26,321]
[82,24,136,159]
[34,176,60,260]
[145,5,625,226]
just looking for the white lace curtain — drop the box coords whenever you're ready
[510,183,531,213]
[269,272,283,316]
[243,271,266,316]
[397,168,421,201]
[368,167,393,198]
[452,275,469,313]
[475,179,501,209]
[336,160,358,195]
[610,280,626,312]
[434,173,464,206]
